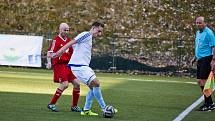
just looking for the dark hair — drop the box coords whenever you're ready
[91,22,104,28]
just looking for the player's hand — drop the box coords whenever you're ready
[47,52,57,58]
[210,60,215,71]
[51,53,58,58]
[46,62,52,69]
[47,52,52,58]
[190,57,196,66]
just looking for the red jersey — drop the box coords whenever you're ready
[48,35,73,65]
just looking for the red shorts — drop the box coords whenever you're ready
[53,63,76,83]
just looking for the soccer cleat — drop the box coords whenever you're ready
[81,110,98,116]
[209,103,215,110]
[71,106,82,112]
[197,104,211,112]
[47,104,59,112]
[114,108,118,113]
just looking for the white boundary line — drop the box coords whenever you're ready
[116,78,197,85]
[173,88,215,121]
[173,95,204,121]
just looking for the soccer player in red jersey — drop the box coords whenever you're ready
[46,23,81,112]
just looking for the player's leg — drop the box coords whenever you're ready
[81,89,98,115]
[70,66,116,116]
[203,56,215,110]
[70,78,82,112]
[197,56,214,111]
[81,67,106,111]
[48,64,69,112]
[89,79,106,111]
[48,81,69,112]
[70,67,99,115]
[89,78,117,113]
[83,89,94,110]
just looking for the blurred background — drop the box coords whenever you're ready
[0,0,215,76]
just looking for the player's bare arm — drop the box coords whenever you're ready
[191,56,196,66]
[210,47,215,70]
[46,52,52,69]
[190,44,196,66]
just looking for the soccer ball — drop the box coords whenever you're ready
[103,105,116,118]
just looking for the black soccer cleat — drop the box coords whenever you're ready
[208,103,215,110]
[197,104,211,112]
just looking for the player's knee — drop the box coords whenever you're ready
[64,84,69,89]
[94,82,100,87]
[61,82,69,89]
[90,79,100,87]
[72,79,80,89]
[63,85,69,89]
[198,79,206,86]
[73,84,80,89]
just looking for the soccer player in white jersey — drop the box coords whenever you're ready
[49,22,117,116]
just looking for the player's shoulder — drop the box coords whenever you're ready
[51,36,64,46]
[205,27,214,34]
[75,31,92,42]
[77,31,91,37]
[52,35,60,41]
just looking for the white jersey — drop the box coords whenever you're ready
[68,31,92,66]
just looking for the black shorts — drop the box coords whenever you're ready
[197,55,212,79]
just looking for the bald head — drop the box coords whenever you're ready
[196,16,204,22]
[196,16,206,31]
[59,23,70,38]
[59,23,69,31]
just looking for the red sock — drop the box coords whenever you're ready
[50,88,63,104]
[72,88,80,107]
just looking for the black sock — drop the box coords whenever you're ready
[200,86,204,91]
[200,86,208,105]
[200,86,214,105]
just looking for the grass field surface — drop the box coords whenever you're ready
[0,67,214,121]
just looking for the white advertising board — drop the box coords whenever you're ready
[0,34,43,67]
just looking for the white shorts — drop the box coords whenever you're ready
[70,66,96,85]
